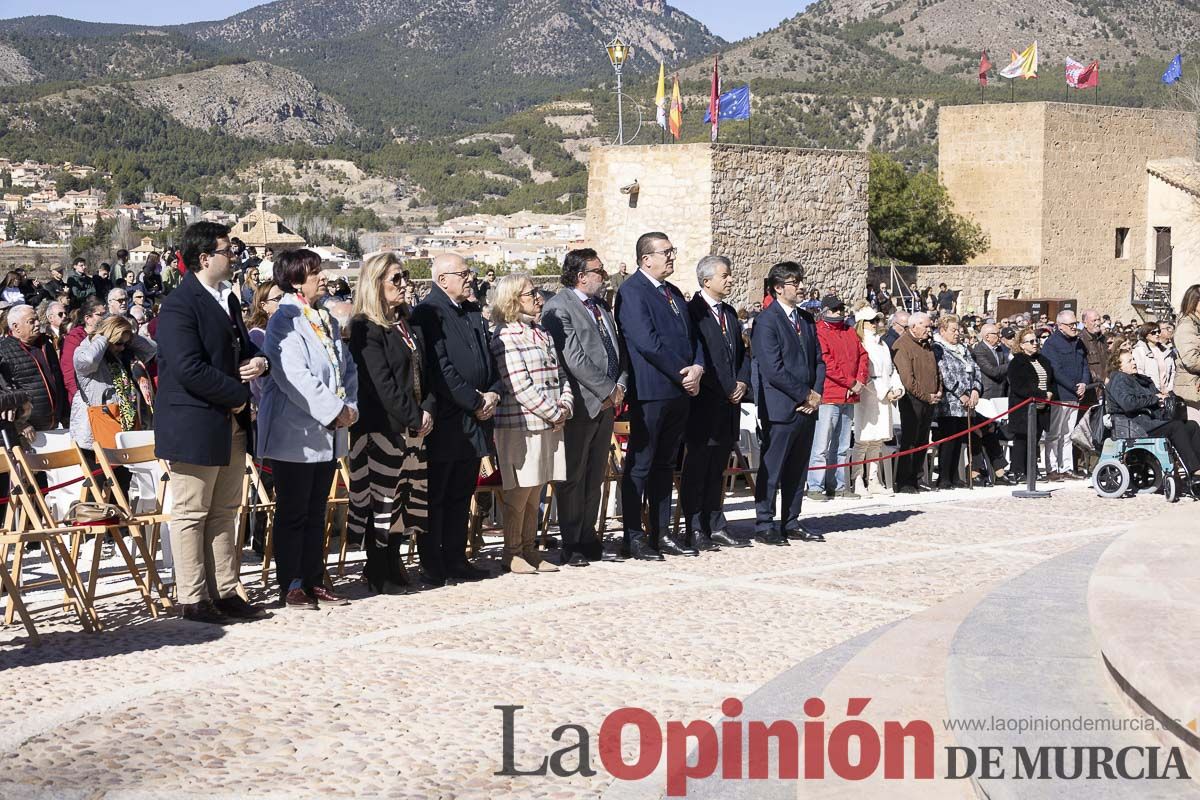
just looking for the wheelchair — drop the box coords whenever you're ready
[1091,435,1196,502]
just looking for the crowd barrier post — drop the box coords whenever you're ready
[1012,399,1051,499]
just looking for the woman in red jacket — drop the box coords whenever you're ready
[806,296,869,501]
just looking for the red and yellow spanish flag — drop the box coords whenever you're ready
[669,74,683,140]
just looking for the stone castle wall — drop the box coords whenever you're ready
[939,103,1047,267]
[710,144,868,306]
[1038,104,1196,317]
[585,143,868,302]
[867,263,1040,316]
[584,144,714,296]
[940,102,1198,319]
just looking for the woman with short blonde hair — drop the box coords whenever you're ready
[346,251,433,592]
[489,273,573,574]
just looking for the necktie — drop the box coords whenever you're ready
[586,298,621,383]
[790,308,801,332]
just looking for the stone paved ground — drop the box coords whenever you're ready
[0,482,1170,799]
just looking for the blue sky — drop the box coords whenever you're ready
[0,1,804,41]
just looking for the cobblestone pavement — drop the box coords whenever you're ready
[0,482,1168,799]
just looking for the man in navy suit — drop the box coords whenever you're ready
[751,261,826,545]
[615,232,705,560]
[156,221,271,624]
[680,255,752,551]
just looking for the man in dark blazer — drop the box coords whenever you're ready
[751,261,825,545]
[680,255,752,551]
[411,253,500,584]
[614,232,705,560]
[155,221,270,624]
[542,248,629,567]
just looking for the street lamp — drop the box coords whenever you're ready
[606,36,633,145]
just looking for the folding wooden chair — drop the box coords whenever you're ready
[597,421,630,537]
[467,463,503,558]
[0,446,99,638]
[322,457,354,579]
[62,441,173,620]
[244,455,279,588]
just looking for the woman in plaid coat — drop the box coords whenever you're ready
[932,314,982,488]
[489,273,574,574]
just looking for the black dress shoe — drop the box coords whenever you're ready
[917,481,936,492]
[181,600,229,624]
[896,485,919,494]
[215,595,270,620]
[446,564,490,581]
[629,540,665,561]
[658,534,698,556]
[762,531,789,546]
[418,571,447,588]
[788,528,825,543]
[691,533,720,552]
[711,530,750,548]
[565,551,590,567]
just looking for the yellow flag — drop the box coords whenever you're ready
[669,74,683,140]
[655,62,667,130]
[1000,41,1038,79]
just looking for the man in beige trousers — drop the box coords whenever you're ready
[154,221,270,624]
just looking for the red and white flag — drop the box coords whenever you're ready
[1065,58,1100,89]
[709,55,720,142]
[979,51,991,86]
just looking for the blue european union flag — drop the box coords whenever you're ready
[1163,54,1183,85]
[704,85,751,123]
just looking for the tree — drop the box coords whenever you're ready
[868,151,988,265]
[4,213,14,241]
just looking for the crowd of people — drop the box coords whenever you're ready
[5,221,1200,626]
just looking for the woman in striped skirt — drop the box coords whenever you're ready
[347,252,435,593]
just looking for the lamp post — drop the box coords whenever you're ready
[606,36,633,145]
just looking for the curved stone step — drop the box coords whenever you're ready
[1088,508,1200,779]
[945,539,1197,799]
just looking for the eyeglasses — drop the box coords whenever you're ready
[387,273,406,287]
[519,289,542,299]
[648,247,678,258]
[1021,338,1037,344]
[265,294,285,304]
[209,247,233,258]
[445,269,474,280]
[583,267,608,277]
[778,280,802,289]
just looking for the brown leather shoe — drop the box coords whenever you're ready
[181,600,230,625]
[285,587,318,610]
[309,585,349,606]
[215,595,270,621]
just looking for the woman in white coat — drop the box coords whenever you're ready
[851,307,905,494]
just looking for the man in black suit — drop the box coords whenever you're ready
[751,261,825,545]
[411,253,500,584]
[614,232,704,560]
[680,255,752,551]
[155,221,270,624]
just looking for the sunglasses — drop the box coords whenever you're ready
[519,289,542,299]
[388,273,406,287]
[1021,338,1037,344]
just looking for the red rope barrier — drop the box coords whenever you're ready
[0,469,102,506]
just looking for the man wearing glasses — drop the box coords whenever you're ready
[751,262,825,544]
[1040,310,1092,480]
[155,221,270,624]
[411,253,499,584]
[542,248,628,566]
[614,232,704,560]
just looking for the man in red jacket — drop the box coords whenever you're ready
[807,296,869,501]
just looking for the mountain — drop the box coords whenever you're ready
[179,0,723,135]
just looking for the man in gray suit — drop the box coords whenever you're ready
[542,248,629,566]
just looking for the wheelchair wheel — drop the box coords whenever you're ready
[1093,461,1131,498]
[1125,449,1163,492]
[1164,475,1181,503]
